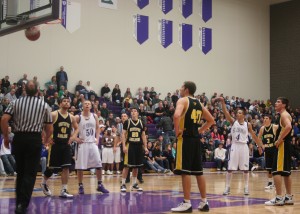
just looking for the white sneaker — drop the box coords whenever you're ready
[251,165,258,171]
[107,170,113,175]
[171,201,192,213]
[131,183,143,191]
[40,183,52,196]
[120,184,127,192]
[102,170,105,175]
[265,197,284,206]
[59,189,74,198]
[265,184,274,190]
[284,195,294,205]
[116,171,121,174]
[244,187,249,195]
[198,201,209,212]
[222,167,227,171]
[223,187,230,195]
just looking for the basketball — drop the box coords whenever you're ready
[25,26,41,41]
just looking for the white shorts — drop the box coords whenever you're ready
[228,143,249,171]
[75,142,102,169]
[102,147,114,164]
[114,147,121,163]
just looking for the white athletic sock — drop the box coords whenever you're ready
[268,178,273,183]
[244,172,249,188]
[225,172,232,188]
[132,177,137,185]
[184,199,191,204]
[121,178,126,185]
[62,184,67,190]
[201,198,207,203]
[42,177,46,185]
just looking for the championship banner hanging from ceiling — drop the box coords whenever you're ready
[179,0,193,19]
[159,0,173,15]
[133,14,149,44]
[158,19,173,48]
[133,0,149,9]
[179,23,192,51]
[99,0,118,10]
[199,27,212,54]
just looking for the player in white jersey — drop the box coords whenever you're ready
[214,97,259,196]
[74,100,109,194]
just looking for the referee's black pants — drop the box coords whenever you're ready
[12,133,42,208]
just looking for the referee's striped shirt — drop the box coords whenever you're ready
[4,96,52,133]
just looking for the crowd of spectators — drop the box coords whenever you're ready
[1,68,300,173]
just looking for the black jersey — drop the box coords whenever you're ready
[53,111,72,143]
[124,119,143,144]
[275,114,292,143]
[262,124,276,145]
[181,97,202,138]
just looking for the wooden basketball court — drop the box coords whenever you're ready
[0,170,299,213]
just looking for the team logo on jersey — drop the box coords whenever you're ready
[193,102,197,105]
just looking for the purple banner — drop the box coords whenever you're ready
[202,0,212,22]
[160,19,173,48]
[137,0,149,9]
[135,14,149,44]
[182,0,193,19]
[202,27,212,54]
[181,24,192,51]
[30,0,35,10]
[61,0,67,29]
[162,0,173,15]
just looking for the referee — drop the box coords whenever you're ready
[1,80,53,214]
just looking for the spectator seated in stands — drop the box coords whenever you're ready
[206,139,215,162]
[291,136,300,170]
[152,142,170,170]
[156,115,174,146]
[144,141,169,173]
[112,84,121,104]
[0,127,16,176]
[154,101,165,124]
[211,127,224,148]
[250,143,265,171]
[100,102,109,120]
[75,80,89,100]
[44,75,57,91]
[100,83,111,101]
[163,143,175,171]
[214,141,228,171]
[45,84,56,98]
[1,75,11,94]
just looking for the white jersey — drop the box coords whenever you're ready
[79,114,96,143]
[231,120,249,144]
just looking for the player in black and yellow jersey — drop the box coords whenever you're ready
[171,81,214,213]
[255,114,278,189]
[265,97,293,206]
[120,107,148,192]
[41,97,80,198]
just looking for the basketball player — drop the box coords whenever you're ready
[254,114,278,190]
[75,100,109,194]
[214,96,259,196]
[41,97,79,198]
[171,81,214,213]
[265,97,293,206]
[120,107,148,192]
